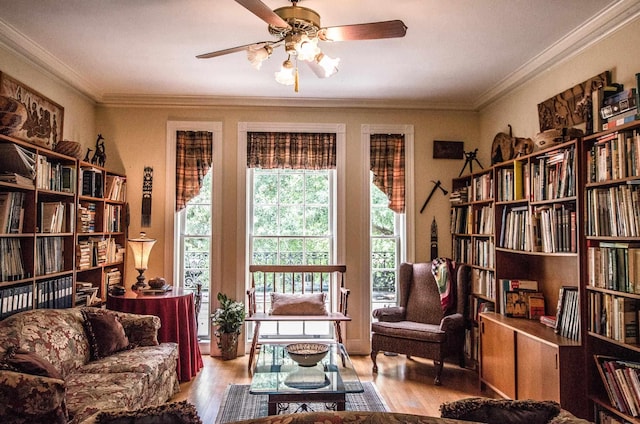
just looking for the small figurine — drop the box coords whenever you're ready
[90,134,106,167]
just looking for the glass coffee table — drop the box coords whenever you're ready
[250,343,363,415]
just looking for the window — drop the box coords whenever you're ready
[362,125,414,314]
[166,121,222,343]
[239,122,346,343]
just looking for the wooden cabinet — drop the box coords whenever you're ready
[480,313,584,413]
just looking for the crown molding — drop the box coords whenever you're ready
[473,0,640,110]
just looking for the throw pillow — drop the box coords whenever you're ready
[95,401,202,424]
[270,292,328,315]
[82,309,133,360]
[440,397,561,424]
[0,347,63,380]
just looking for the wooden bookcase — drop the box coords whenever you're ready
[451,168,495,368]
[0,133,127,317]
[582,121,640,424]
[454,138,586,417]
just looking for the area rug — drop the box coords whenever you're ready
[215,382,389,423]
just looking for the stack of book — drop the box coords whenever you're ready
[0,143,36,180]
[499,278,541,318]
[601,88,639,131]
[76,203,96,233]
[75,281,99,306]
[449,186,468,204]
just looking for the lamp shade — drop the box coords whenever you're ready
[128,232,156,271]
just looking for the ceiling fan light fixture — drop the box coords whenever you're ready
[295,35,320,61]
[275,58,295,85]
[247,44,273,69]
[309,52,340,78]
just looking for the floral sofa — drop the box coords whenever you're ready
[0,307,180,424]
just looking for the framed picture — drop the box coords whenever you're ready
[0,72,63,148]
[433,140,464,159]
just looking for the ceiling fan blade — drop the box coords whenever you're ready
[319,20,407,41]
[235,0,291,29]
[196,42,270,59]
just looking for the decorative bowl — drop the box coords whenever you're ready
[148,277,167,289]
[286,343,329,367]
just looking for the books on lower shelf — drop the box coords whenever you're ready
[75,281,100,306]
[0,191,25,234]
[0,237,26,282]
[586,241,640,294]
[39,201,73,233]
[588,291,639,344]
[555,286,580,341]
[35,236,65,275]
[0,283,33,319]
[76,237,124,269]
[594,355,640,418]
[36,275,73,309]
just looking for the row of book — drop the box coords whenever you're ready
[80,168,104,198]
[499,204,576,253]
[450,205,471,234]
[585,184,640,238]
[598,87,639,132]
[587,242,640,294]
[77,202,96,233]
[0,191,25,234]
[452,236,470,264]
[594,355,640,417]
[0,284,33,319]
[475,204,494,234]
[496,161,526,202]
[105,175,126,202]
[530,146,576,202]
[471,268,495,299]
[0,275,74,319]
[472,173,493,201]
[556,286,580,341]
[588,130,640,183]
[473,237,494,269]
[36,154,76,193]
[588,292,638,344]
[39,201,73,233]
[0,238,26,282]
[36,275,73,309]
[35,236,65,275]
[105,204,124,232]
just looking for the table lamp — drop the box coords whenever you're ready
[128,232,156,290]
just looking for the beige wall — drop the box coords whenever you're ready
[95,105,479,354]
[479,17,640,154]
[0,44,96,146]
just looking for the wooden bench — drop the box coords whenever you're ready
[246,264,350,370]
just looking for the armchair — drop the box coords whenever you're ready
[371,260,470,385]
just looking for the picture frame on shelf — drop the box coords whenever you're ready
[0,72,63,149]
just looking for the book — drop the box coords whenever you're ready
[528,293,546,320]
[505,291,528,318]
[499,278,538,315]
[0,172,34,187]
[0,143,36,179]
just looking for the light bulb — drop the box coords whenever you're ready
[275,59,295,85]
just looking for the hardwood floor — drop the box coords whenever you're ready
[172,353,487,423]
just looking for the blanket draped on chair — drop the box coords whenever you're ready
[431,258,456,314]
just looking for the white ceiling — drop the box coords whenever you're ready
[0,0,638,109]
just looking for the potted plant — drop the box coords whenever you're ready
[211,292,246,360]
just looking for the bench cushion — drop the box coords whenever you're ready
[270,293,327,315]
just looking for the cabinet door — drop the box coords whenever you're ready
[480,316,516,399]
[516,333,560,402]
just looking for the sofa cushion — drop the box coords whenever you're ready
[270,292,328,315]
[95,401,202,424]
[82,309,133,360]
[440,397,561,424]
[0,347,62,380]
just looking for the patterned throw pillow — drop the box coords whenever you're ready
[270,292,328,315]
[95,401,202,424]
[0,347,62,380]
[440,397,561,424]
[82,309,133,360]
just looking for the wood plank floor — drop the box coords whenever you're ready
[172,353,488,423]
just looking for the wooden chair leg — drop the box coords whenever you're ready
[247,322,261,372]
[371,350,379,373]
[433,359,443,386]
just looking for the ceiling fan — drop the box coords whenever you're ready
[197,0,407,91]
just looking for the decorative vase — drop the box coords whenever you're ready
[217,332,239,360]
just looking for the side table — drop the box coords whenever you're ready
[106,288,203,382]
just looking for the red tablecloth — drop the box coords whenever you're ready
[106,288,203,382]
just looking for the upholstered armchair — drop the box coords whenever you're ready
[371,260,469,385]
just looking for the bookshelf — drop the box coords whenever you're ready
[450,168,495,368]
[454,138,586,417]
[0,133,127,318]
[583,121,640,424]
[76,161,127,306]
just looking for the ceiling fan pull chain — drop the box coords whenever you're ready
[295,67,299,93]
